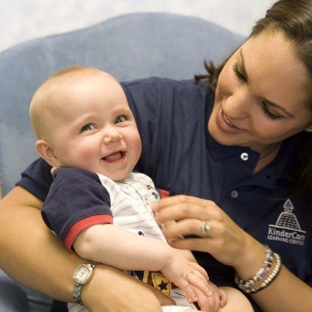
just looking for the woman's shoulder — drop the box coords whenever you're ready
[121,76,211,114]
[121,76,210,95]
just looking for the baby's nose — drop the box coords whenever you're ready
[103,132,122,145]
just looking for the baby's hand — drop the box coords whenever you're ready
[195,281,227,312]
[160,251,211,303]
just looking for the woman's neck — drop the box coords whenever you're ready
[253,143,282,174]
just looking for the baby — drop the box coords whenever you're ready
[30,66,252,312]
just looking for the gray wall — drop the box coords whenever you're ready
[0,0,274,53]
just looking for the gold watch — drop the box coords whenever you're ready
[72,261,97,305]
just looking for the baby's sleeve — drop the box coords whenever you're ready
[41,167,113,250]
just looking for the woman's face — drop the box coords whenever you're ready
[209,30,312,153]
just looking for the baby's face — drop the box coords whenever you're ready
[47,71,142,181]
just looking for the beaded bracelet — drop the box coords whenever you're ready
[235,245,273,292]
[256,253,281,292]
[235,246,281,294]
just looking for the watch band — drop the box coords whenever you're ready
[72,261,97,305]
[73,283,83,305]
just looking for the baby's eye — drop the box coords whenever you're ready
[81,123,95,132]
[114,115,127,124]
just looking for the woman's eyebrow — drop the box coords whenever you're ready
[239,49,294,118]
[239,49,248,80]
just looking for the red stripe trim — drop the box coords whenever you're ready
[65,215,113,250]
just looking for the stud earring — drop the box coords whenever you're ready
[307,127,312,133]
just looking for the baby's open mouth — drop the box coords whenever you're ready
[102,151,125,162]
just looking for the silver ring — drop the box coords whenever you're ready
[199,220,211,238]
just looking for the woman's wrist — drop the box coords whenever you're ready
[234,245,282,294]
[231,236,266,279]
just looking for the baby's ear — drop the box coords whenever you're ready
[35,140,62,167]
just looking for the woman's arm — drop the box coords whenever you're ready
[152,195,312,312]
[0,186,75,300]
[251,265,312,312]
[0,186,171,311]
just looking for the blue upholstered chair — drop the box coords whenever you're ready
[0,12,244,311]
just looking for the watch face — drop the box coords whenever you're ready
[74,265,91,284]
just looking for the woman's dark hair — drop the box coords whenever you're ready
[195,0,312,203]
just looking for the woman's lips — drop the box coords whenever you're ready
[223,113,234,126]
[216,108,245,134]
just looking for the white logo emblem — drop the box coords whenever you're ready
[267,199,306,246]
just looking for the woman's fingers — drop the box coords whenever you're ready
[153,195,217,223]
[168,236,217,253]
[161,218,205,238]
[153,195,209,212]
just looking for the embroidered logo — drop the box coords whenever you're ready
[267,199,306,246]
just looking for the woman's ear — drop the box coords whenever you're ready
[35,139,62,167]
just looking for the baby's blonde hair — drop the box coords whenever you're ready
[29,66,103,140]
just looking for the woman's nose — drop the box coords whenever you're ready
[103,129,123,145]
[223,88,251,119]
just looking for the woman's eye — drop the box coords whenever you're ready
[81,124,95,132]
[261,102,282,120]
[114,115,127,124]
[232,63,246,81]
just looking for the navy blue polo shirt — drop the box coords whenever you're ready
[18,77,312,301]
[121,77,312,286]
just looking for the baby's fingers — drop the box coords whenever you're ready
[218,288,227,307]
[191,262,209,281]
[179,283,198,303]
[187,271,212,298]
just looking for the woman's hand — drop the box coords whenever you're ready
[152,195,264,274]
[153,195,312,312]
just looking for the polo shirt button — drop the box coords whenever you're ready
[231,190,238,198]
[241,152,249,161]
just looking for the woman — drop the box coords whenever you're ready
[149,0,312,310]
[0,0,311,311]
